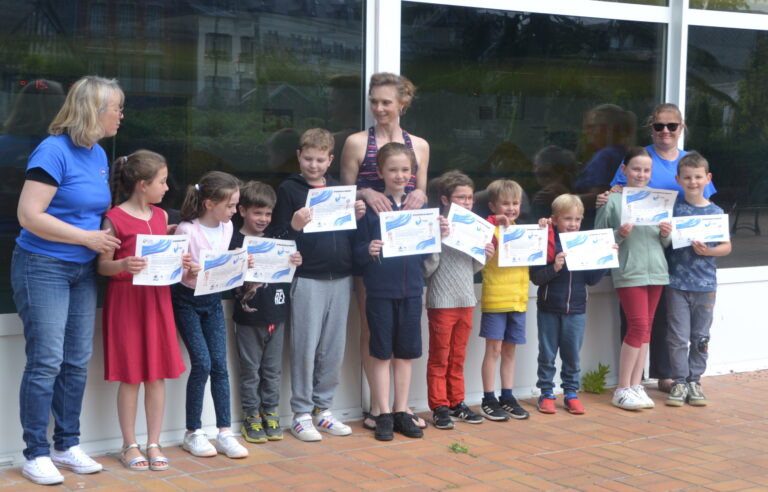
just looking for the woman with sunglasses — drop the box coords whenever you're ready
[606,103,717,394]
[608,103,716,197]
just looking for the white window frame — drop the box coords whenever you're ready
[365,0,768,140]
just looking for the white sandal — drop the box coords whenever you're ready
[146,443,169,471]
[121,443,148,471]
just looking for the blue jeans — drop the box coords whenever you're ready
[11,246,98,459]
[171,284,231,430]
[536,311,585,394]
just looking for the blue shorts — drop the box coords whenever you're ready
[480,311,526,344]
[366,296,422,360]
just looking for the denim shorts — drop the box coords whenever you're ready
[366,296,423,360]
[479,311,526,344]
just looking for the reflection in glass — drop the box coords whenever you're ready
[401,3,664,226]
[0,0,363,313]
[597,0,666,4]
[686,26,768,267]
[690,0,768,14]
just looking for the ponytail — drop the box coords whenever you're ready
[179,171,240,222]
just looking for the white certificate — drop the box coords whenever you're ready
[242,237,297,283]
[442,203,495,264]
[621,187,677,225]
[380,208,441,258]
[304,185,357,233]
[560,229,619,271]
[133,234,189,286]
[194,248,248,295]
[497,225,547,267]
[671,214,730,249]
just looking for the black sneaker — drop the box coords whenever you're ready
[374,413,394,441]
[499,396,530,420]
[241,414,267,443]
[432,406,454,430]
[450,402,484,424]
[480,397,510,421]
[393,411,424,438]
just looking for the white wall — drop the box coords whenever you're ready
[1,268,764,467]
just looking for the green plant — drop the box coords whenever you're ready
[582,363,610,394]
[448,441,476,458]
[449,442,469,454]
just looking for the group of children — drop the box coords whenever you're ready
[99,126,728,468]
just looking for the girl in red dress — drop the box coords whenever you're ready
[98,150,193,471]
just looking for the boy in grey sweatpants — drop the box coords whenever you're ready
[269,128,366,441]
[665,152,731,407]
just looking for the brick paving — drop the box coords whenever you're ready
[3,371,768,491]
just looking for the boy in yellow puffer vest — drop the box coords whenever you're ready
[479,179,531,422]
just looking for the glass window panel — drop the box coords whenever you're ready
[691,0,768,14]
[686,26,768,267]
[0,0,363,313]
[596,0,666,4]
[401,3,664,228]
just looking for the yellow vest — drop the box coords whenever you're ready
[481,226,530,312]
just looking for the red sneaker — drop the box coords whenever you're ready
[564,396,585,415]
[537,396,556,414]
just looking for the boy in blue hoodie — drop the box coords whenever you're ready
[355,142,448,441]
[530,194,609,414]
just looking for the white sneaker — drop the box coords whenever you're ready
[312,408,352,436]
[51,445,103,474]
[182,430,217,457]
[612,387,644,411]
[215,430,249,459]
[22,456,64,485]
[291,413,322,442]
[631,385,655,409]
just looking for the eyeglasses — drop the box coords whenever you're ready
[652,122,680,132]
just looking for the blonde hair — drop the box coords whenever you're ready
[49,76,124,148]
[486,179,522,203]
[646,103,683,127]
[369,72,416,111]
[551,194,584,216]
[299,128,334,154]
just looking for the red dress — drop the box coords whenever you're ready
[102,205,186,383]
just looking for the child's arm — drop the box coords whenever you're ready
[353,209,376,266]
[530,252,565,286]
[691,240,732,257]
[270,185,310,239]
[595,195,628,244]
[423,253,440,278]
[96,217,147,277]
[659,221,672,248]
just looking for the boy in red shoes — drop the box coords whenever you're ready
[530,194,609,414]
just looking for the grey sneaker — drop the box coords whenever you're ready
[687,382,707,406]
[666,383,688,407]
[241,414,267,443]
[262,411,283,441]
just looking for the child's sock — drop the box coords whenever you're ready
[500,388,513,400]
[483,391,496,400]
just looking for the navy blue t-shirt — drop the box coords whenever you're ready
[668,196,724,292]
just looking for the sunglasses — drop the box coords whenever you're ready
[652,122,681,132]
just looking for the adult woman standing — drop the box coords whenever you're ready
[11,76,123,485]
[607,103,716,391]
[341,72,430,429]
